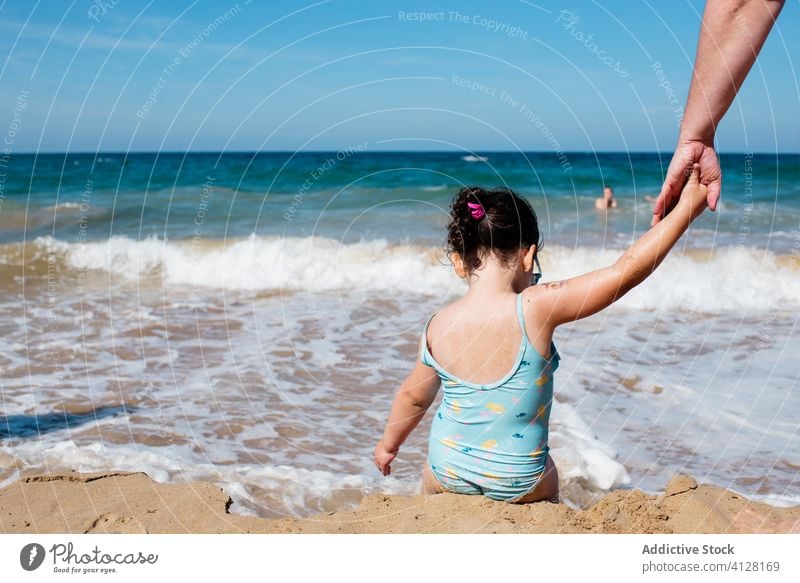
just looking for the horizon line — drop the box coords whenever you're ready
[9,149,799,156]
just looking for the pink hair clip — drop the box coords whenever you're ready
[467,201,485,220]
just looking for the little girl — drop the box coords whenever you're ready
[374,165,708,504]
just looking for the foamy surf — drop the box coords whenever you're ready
[23,235,800,312]
[0,439,407,518]
[1,397,637,517]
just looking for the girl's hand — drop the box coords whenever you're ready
[373,438,399,476]
[676,163,709,220]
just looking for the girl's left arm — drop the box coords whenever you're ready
[374,358,440,476]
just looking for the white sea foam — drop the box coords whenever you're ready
[6,411,796,513]
[32,235,800,311]
[1,399,637,515]
[550,402,631,492]
[1,440,424,517]
[36,234,463,295]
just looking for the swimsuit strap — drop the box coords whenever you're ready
[516,292,531,346]
[419,312,437,367]
[518,291,561,366]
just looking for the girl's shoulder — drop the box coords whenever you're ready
[519,286,557,358]
[424,298,462,338]
[419,299,461,367]
[520,284,560,323]
[520,280,564,309]
[519,284,547,311]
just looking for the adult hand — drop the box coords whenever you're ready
[651,138,721,226]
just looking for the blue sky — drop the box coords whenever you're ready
[1,0,797,152]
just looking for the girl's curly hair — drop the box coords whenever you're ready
[446,186,541,276]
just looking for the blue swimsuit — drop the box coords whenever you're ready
[421,292,560,502]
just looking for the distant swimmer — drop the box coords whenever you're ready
[595,186,618,210]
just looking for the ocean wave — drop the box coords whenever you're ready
[461,155,488,163]
[17,235,800,310]
[30,234,464,295]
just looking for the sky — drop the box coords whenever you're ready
[0,0,798,153]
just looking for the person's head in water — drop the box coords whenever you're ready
[446,186,542,284]
[596,185,618,209]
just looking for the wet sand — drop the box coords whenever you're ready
[1,471,798,534]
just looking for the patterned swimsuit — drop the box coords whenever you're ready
[421,292,559,502]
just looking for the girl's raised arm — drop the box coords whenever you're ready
[534,164,708,327]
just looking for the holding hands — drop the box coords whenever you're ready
[651,139,720,225]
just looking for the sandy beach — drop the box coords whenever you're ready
[1,470,797,534]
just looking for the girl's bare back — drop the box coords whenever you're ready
[426,290,553,385]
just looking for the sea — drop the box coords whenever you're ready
[0,150,798,518]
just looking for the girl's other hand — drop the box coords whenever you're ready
[373,438,398,476]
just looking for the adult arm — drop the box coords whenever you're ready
[651,0,785,225]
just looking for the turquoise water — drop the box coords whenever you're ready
[0,151,797,517]
[2,151,799,249]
